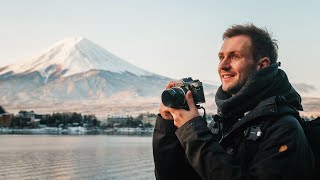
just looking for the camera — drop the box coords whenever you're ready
[161,77,205,110]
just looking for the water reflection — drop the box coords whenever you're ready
[0,135,155,180]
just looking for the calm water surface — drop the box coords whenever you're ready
[0,135,155,180]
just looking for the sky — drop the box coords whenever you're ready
[0,0,319,96]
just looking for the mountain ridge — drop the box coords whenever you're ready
[0,37,154,81]
[0,37,195,116]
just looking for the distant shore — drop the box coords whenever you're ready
[0,127,154,136]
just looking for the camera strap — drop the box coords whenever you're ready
[198,106,206,121]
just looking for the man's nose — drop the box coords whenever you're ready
[218,58,231,70]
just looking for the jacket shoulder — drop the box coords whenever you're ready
[265,114,304,138]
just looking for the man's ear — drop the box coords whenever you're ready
[257,57,270,70]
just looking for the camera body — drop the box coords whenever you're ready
[161,77,205,110]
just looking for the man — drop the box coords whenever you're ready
[153,24,315,180]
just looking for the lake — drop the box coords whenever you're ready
[0,135,155,180]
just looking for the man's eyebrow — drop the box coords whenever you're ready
[218,51,238,56]
[218,52,225,56]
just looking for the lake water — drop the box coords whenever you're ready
[0,135,155,180]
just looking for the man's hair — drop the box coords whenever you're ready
[223,24,278,64]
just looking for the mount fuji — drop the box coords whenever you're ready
[0,37,181,116]
[0,37,155,80]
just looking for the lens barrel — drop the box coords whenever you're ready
[161,87,188,108]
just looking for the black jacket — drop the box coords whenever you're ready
[153,96,315,180]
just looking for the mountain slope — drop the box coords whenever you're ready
[0,37,177,114]
[0,37,154,81]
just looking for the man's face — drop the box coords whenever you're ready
[218,35,258,94]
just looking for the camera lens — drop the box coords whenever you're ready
[161,87,188,108]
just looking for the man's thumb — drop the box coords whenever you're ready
[186,91,196,110]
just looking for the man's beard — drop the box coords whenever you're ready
[224,68,257,95]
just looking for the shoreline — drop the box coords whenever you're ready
[0,127,154,136]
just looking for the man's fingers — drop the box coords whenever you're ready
[159,103,174,120]
[165,81,175,89]
[186,91,197,110]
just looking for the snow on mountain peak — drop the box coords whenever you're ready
[0,37,153,79]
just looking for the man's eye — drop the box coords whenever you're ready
[219,56,224,61]
[231,54,239,59]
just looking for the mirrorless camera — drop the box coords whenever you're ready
[161,77,205,110]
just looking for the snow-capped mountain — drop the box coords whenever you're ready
[0,37,177,115]
[0,37,154,81]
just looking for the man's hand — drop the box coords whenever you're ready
[159,81,200,127]
[159,103,174,120]
[159,81,176,120]
[168,91,200,128]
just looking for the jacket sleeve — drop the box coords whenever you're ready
[175,116,315,180]
[152,114,201,180]
[175,116,239,180]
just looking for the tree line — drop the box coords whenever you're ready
[10,112,100,128]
